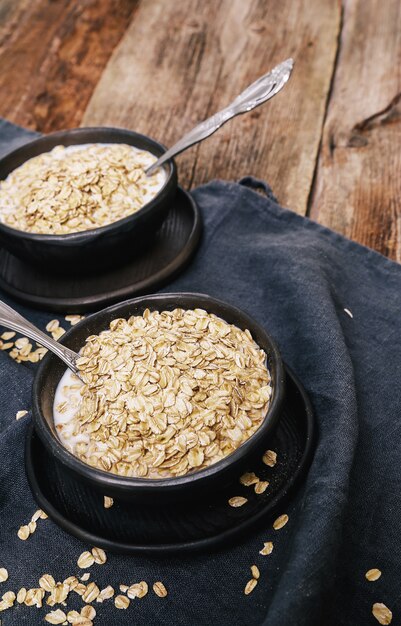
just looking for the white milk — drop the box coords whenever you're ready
[53,368,88,453]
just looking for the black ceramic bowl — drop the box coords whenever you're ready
[0,127,177,274]
[32,293,285,503]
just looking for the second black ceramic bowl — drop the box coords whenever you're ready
[32,293,285,503]
[0,127,178,274]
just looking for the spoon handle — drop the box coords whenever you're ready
[146,58,293,175]
[0,299,80,375]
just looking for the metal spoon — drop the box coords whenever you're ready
[146,58,293,176]
[0,299,81,378]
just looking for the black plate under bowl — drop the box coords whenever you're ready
[0,187,201,313]
[25,366,316,554]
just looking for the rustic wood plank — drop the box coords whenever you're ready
[83,0,341,215]
[309,0,401,260]
[0,0,138,132]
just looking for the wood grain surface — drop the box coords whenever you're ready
[0,0,137,132]
[0,0,400,259]
[309,0,401,260]
[83,0,341,215]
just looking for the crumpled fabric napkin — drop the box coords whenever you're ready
[0,118,400,626]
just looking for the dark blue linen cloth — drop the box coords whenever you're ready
[0,118,400,626]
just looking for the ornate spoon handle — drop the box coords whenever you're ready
[0,299,80,376]
[146,58,293,175]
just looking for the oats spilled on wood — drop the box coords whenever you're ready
[259,541,274,556]
[372,603,392,625]
[366,569,382,581]
[56,308,272,478]
[0,144,166,235]
[273,514,289,530]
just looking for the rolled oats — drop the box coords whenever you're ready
[65,315,84,326]
[0,144,165,234]
[91,547,107,565]
[372,603,392,625]
[17,587,27,603]
[366,569,382,581]
[17,525,30,540]
[82,582,100,603]
[45,609,67,624]
[250,565,260,580]
[228,496,248,508]
[254,480,269,494]
[56,309,271,479]
[244,579,258,595]
[240,472,259,486]
[80,573,90,582]
[81,605,96,619]
[259,542,273,556]
[127,581,148,599]
[262,450,277,467]
[77,551,95,569]
[103,496,114,509]
[153,581,168,597]
[16,410,28,420]
[0,568,8,582]
[39,574,56,592]
[114,594,130,609]
[96,585,114,602]
[273,514,289,530]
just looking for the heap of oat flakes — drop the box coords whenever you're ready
[0,144,164,235]
[59,308,272,478]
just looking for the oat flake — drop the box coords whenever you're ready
[366,569,382,581]
[273,514,288,530]
[372,603,392,625]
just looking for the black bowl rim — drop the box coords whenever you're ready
[32,293,286,492]
[0,126,177,243]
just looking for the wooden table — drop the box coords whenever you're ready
[1,0,400,260]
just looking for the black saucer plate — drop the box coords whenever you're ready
[0,187,201,313]
[25,367,316,554]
